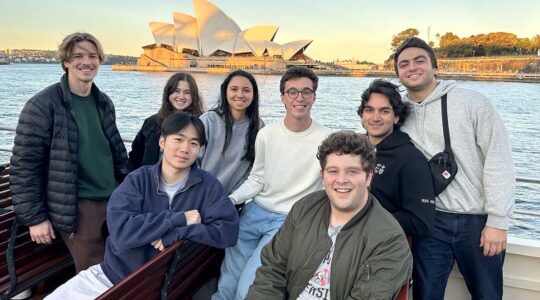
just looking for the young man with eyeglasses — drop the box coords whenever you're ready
[213,66,330,300]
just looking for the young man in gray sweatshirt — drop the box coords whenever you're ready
[394,37,514,300]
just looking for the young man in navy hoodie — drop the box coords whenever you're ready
[45,112,239,299]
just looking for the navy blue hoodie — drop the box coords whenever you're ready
[371,130,436,237]
[101,162,239,284]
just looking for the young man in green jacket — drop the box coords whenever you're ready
[247,131,412,300]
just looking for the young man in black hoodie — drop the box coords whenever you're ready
[358,79,435,236]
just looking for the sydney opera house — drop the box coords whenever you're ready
[132,0,315,72]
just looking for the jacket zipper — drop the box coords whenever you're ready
[291,235,326,287]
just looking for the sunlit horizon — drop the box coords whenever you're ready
[1,0,539,63]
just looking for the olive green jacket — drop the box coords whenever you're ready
[247,191,412,300]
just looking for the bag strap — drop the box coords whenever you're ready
[441,94,453,154]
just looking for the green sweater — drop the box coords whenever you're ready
[71,93,116,199]
[247,191,412,300]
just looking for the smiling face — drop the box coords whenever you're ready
[168,80,193,112]
[361,93,399,145]
[226,75,254,120]
[63,41,100,84]
[280,77,316,121]
[396,47,438,101]
[159,124,201,177]
[322,153,372,216]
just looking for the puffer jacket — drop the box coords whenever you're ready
[10,74,129,233]
[247,191,412,300]
[128,113,161,171]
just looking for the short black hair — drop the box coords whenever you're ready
[160,112,207,147]
[393,37,438,75]
[357,79,410,128]
[280,66,318,94]
[316,131,376,173]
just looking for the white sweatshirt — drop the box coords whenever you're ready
[229,119,330,214]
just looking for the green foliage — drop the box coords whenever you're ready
[436,31,539,58]
[391,28,419,51]
[439,32,460,48]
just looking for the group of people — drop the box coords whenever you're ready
[9,31,514,300]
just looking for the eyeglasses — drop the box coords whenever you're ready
[284,88,314,99]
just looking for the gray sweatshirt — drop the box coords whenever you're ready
[199,111,264,194]
[400,80,515,230]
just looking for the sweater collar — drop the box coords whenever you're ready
[151,160,202,191]
[60,73,104,108]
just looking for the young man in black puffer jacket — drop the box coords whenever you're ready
[10,32,128,274]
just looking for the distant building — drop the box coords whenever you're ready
[334,60,378,70]
[137,0,313,69]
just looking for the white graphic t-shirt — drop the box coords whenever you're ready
[297,224,343,300]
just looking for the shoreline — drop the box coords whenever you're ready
[111,65,540,83]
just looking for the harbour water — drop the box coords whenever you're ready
[1,64,539,239]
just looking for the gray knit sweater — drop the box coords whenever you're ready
[199,111,264,194]
[400,80,515,229]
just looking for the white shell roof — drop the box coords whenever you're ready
[193,0,241,56]
[241,25,279,43]
[233,37,255,55]
[148,0,311,59]
[149,22,175,47]
[172,12,200,53]
[282,40,313,60]
[247,40,282,57]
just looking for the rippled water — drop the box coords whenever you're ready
[1,64,539,239]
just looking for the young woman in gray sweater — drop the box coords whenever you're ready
[199,70,264,195]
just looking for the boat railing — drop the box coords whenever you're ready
[1,125,539,218]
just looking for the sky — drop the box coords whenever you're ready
[1,0,539,63]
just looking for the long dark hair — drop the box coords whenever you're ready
[158,73,204,124]
[213,70,261,162]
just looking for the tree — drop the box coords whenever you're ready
[530,34,540,54]
[391,28,419,51]
[516,38,531,54]
[439,32,460,48]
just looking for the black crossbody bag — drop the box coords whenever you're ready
[429,94,458,195]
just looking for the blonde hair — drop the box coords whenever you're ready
[58,32,105,72]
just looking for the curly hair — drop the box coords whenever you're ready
[357,79,410,128]
[316,131,376,173]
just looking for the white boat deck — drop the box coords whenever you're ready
[446,237,540,299]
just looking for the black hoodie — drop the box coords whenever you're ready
[371,130,435,237]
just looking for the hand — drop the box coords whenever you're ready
[480,226,507,256]
[151,239,165,251]
[29,220,56,245]
[184,210,201,225]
